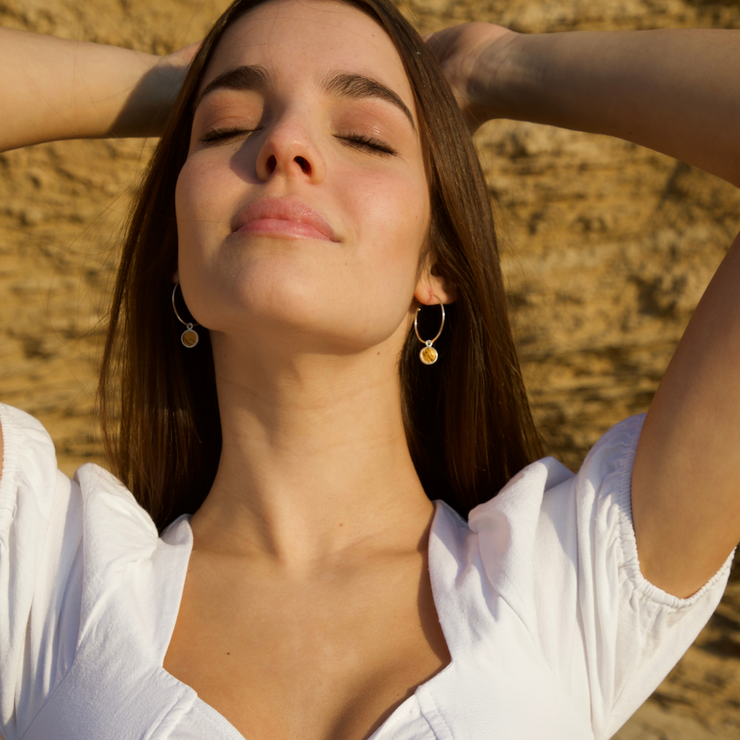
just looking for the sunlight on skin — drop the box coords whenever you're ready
[175,0,453,570]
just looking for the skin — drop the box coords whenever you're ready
[167,3,454,739]
[0,7,456,739]
[173,0,452,584]
[429,23,740,598]
[0,27,198,149]
[2,3,740,740]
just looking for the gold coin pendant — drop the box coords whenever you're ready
[420,346,438,365]
[181,328,199,348]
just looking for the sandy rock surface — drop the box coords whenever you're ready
[1,0,739,737]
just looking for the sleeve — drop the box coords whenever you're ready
[0,404,83,740]
[470,413,733,740]
[539,414,733,738]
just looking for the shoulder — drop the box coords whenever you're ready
[468,414,644,563]
[0,403,70,553]
[0,403,162,740]
[0,402,154,540]
[0,401,156,535]
[0,402,58,489]
[446,413,731,737]
[464,412,733,610]
[0,403,160,587]
[457,411,730,659]
[473,413,644,519]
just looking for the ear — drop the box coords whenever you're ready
[172,268,180,284]
[413,254,457,307]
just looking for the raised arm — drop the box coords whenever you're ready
[429,24,740,597]
[429,24,740,187]
[0,27,196,152]
[0,28,197,480]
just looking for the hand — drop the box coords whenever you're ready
[425,22,518,131]
[162,41,202,69]
[110,40,202,138]
[134,41,202,136]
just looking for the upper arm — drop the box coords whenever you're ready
[632,230,740,598]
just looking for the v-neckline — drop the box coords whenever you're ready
[156,500,458,740]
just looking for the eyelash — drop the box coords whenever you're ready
[199,126,255,144]
[199,127,397,156]
[340,134,397,156]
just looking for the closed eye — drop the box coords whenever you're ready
[339,134,397,156]
[200,128,396,156]
[200,126,258,145]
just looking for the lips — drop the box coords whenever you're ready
[232,198,339,242]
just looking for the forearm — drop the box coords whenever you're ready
[0,28,184,151]
[484,29,740,186]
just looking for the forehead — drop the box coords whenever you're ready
[202,0,414,104]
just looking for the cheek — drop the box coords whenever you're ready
[175,154,240,282]
[329,167,429,347]
[176,156,229,245]
[336,163,430,295]
[174,155,240,326]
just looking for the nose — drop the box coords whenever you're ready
[255,112,326,184]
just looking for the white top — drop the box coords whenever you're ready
[0,403,733,740]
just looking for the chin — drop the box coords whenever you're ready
[182,252,409,356]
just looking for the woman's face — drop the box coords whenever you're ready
[175,0,440,358]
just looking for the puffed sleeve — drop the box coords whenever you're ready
[469,414,733,740]
[0,404,83,740]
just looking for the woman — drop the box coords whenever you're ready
[0,1,738,739]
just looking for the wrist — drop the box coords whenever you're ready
[110,43,199,138]
[107,52,177,138]
[470,30,548,123]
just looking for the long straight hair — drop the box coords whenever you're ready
[98,0,543,532]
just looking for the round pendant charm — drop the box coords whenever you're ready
[181,328,199,348]
[419,345,438,365]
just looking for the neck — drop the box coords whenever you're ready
[190,334,434,571]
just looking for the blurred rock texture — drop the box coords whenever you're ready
[1,0,739,737]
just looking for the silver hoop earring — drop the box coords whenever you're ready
[414,303,445,365]
[171,283,200,348]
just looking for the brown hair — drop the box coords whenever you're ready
[98,0,543,532]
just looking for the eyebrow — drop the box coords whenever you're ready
[321,71,416,133]
[195,65,416,133]
[195,65,270,110]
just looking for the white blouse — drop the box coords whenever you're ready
[0,402,733,740]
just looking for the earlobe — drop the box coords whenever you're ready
[414,252,457,306]
[414,273,457,307]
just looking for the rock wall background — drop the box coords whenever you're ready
[1,0,740,737]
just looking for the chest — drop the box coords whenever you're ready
[23,508,598,740]
[162,552,451,740]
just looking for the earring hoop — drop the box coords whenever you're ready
[171,283,200,348]
[414,303,445,365]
